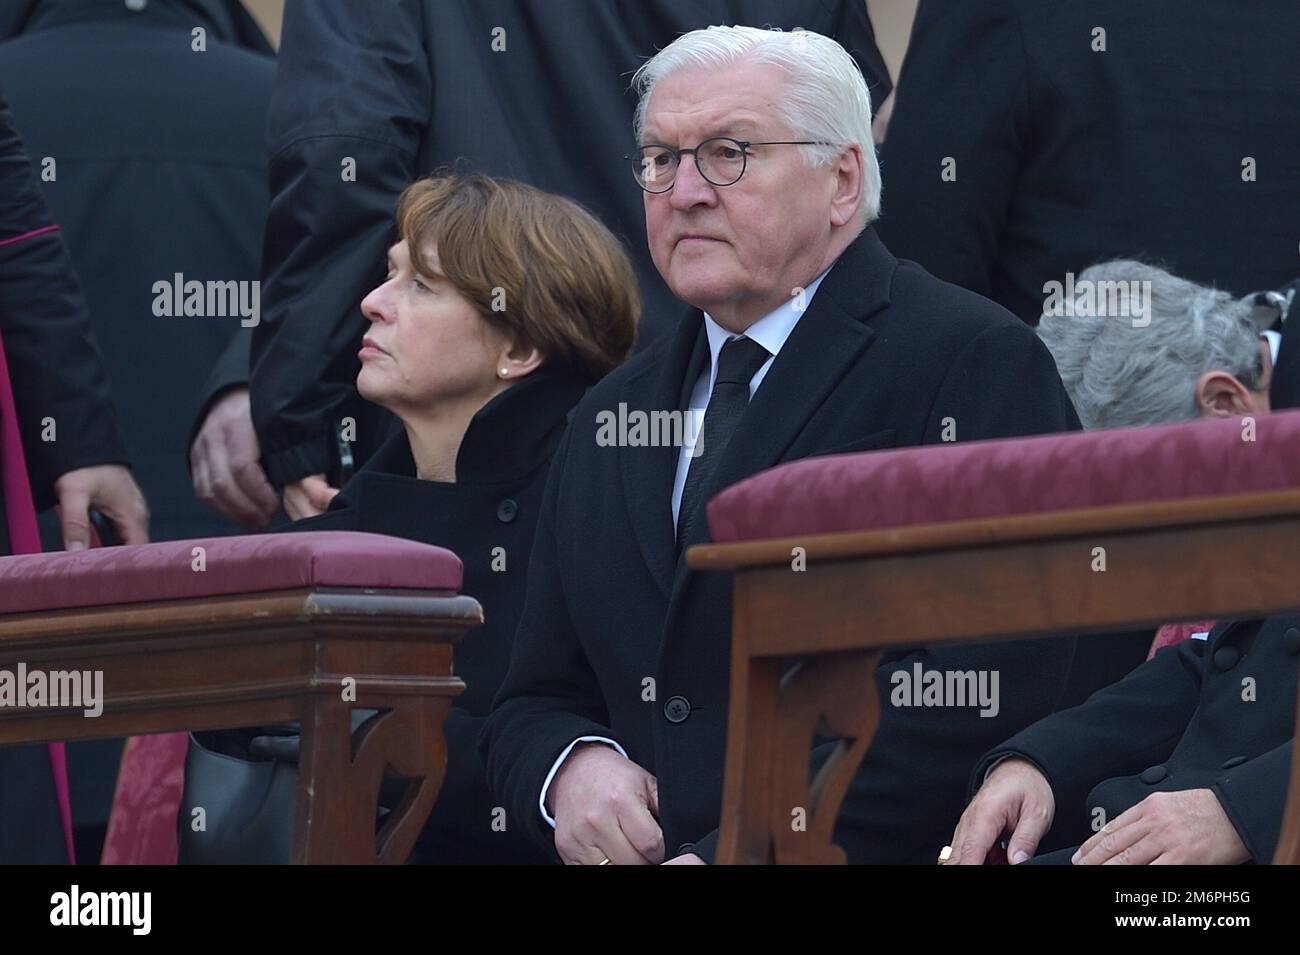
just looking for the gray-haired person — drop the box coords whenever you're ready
[1035,261,1278,711]
[482,24,1082,866]
[1039,260,1274,430]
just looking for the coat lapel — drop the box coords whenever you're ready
[675,227,897,555]
[618,309,708,601]
[624,227,899,599]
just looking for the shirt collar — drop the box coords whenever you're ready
[702,268,831,370]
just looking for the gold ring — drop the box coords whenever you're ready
[598,857,612,865]
[937,845,953,865]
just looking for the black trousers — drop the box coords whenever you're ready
[0,744,69,863]
[0,496,70,864]
[1024,846,1079,865]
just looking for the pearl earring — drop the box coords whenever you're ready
[500,368,510,376]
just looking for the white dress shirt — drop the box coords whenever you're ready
[538,270,830,831]
[670,269,830,528]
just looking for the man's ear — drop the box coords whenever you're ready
[1194,370,1253,417]
[497,337,546,381]
[829,144,864,229]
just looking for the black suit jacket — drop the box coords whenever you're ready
[974,615,1300,862]
[0,2,275,540]
[878,0,1300,324]
[0,85,129,526]
[0,81,135,864]
[481,227,1085,864]
[287,368,589,863]
[244,0,891,488]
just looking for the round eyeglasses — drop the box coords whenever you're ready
[627,137,831,193]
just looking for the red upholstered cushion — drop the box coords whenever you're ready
[0,531,463,615]
[707,410,1300,543]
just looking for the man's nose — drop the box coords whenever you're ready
[669,153,718,209]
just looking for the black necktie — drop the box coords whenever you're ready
[676,335,771,551]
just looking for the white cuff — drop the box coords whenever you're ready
[539,736,628,828]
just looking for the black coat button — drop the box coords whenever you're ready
[1212,646,1240,671]
[1139,765,1168,784]
[676,842,696,856]
[1222,756,1248,770]
[496,498,518,523]
[664,696,691,723]
[1284,627,1300,656]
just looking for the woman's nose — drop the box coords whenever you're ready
[360,283,391,323]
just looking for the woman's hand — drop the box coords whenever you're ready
[283,473,339,520]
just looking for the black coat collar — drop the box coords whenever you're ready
[618,226,897,600]
[354,365,589,487]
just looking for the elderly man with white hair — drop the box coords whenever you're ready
[482,25,1083,865]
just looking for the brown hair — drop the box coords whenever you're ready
[393,172,640,381]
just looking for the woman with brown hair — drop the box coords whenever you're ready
[182,172,639,863]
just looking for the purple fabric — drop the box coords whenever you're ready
[707,410,1300,543]
[0,531,464,614]
[0,330,75,864]
[0,318,40,556]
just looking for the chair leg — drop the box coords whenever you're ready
[772,651,881,865]
[292,695,449,864]
[716,653,782,864]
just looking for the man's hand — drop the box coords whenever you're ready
[662,853,705,865]
[1072,789,1251,865]
[549,742,665,865]
[947,757,1055,865]
[282,473,339,521]
[54,464,150,550]
[190,387,278,528]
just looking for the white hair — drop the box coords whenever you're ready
[632,25,881,225]
[1038,260,1265,430]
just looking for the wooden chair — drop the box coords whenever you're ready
[0,531,481,864]
[688,410,1300,864]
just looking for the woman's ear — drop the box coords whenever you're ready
[1194,370,1253,418]
[496,338,545,381]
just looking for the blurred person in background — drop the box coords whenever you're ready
[878,0,1300,326]
[0,86,148,863]
[0,0,275,862]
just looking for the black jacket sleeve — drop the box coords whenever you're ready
[971,638,1207,843]
[1213,739,1291,863]
[187,327,252,460]
[0,87,130,510]
[876,0,1027,298]
[250,0,429,487]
